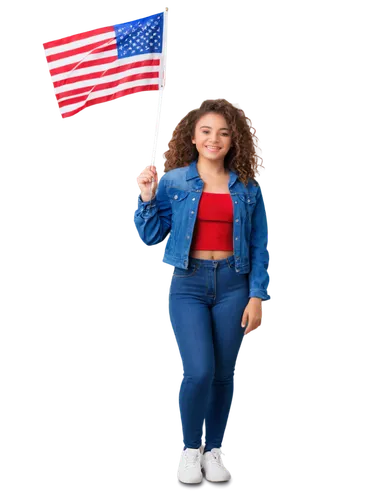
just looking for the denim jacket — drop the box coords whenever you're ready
[134,159,270,300]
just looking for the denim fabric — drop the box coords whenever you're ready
[134,159,270,300]
[169,254,249,450]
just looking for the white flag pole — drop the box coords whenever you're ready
[150,7,168,202]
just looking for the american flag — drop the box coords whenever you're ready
[43,12,166,118]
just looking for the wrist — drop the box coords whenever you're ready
[249,297,262,303]
[140,193,155,203]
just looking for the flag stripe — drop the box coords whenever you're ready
[41,25,114,57]
[54,63,159,96]
[52,57,160,87]
[47,47,118,73]
[49,55,119,77]
[45,37,117,64]
[55,72,159,101]
[61,84,159,119]
[58,76,159,112]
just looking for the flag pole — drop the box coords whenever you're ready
[150,7,168,202]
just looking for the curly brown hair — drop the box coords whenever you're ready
[163,99,264,187]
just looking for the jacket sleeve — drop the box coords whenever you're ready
[134,174,172,245]
[248,185,271,300]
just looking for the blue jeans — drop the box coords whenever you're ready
[169,254,249,450]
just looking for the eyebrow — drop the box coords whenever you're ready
[200,126,230,131]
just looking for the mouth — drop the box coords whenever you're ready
[205,146,221,152]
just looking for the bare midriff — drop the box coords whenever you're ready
[189,250,234,260]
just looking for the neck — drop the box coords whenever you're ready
[196,158,227,177]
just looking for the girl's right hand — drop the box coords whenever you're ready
[137,165,158,202]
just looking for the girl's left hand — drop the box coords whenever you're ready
[241,298,262,335]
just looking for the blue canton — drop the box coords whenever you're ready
[114,12,164,59]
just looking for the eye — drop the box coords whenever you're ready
[202,130,229,136]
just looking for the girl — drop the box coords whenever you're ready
[134,99,270,484]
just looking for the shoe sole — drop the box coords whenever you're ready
[177,468,203,484]
[205,478,233,488]
[201,467,231,482]
[176,479,207,490]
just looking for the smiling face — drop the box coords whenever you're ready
[192,112,232,162]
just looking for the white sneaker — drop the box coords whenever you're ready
[177,447,203,484]
[201,448,231,482]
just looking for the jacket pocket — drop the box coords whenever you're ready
[238,193,256,218]
[166,187,190,253]
[238,193,256,205]
[167,187,190,203]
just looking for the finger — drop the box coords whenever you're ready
[244,322,252,335]
[138,175,153,183]
[241,313,248,328]
[138,174,150,180]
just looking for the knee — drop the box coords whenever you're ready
[185,370,214,386]
[213,370,235,383]
[213,363,237,384]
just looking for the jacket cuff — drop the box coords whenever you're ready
[135,194,156,215]
[249,289,271,302]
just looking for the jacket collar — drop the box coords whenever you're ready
[186,159,238,188]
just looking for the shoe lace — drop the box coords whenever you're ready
[208,448,226,468]
[184,449,201,469]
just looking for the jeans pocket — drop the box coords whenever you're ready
[226,258,237,272]
[172,263,200,278]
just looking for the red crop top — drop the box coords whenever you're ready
[190,192,233,251]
